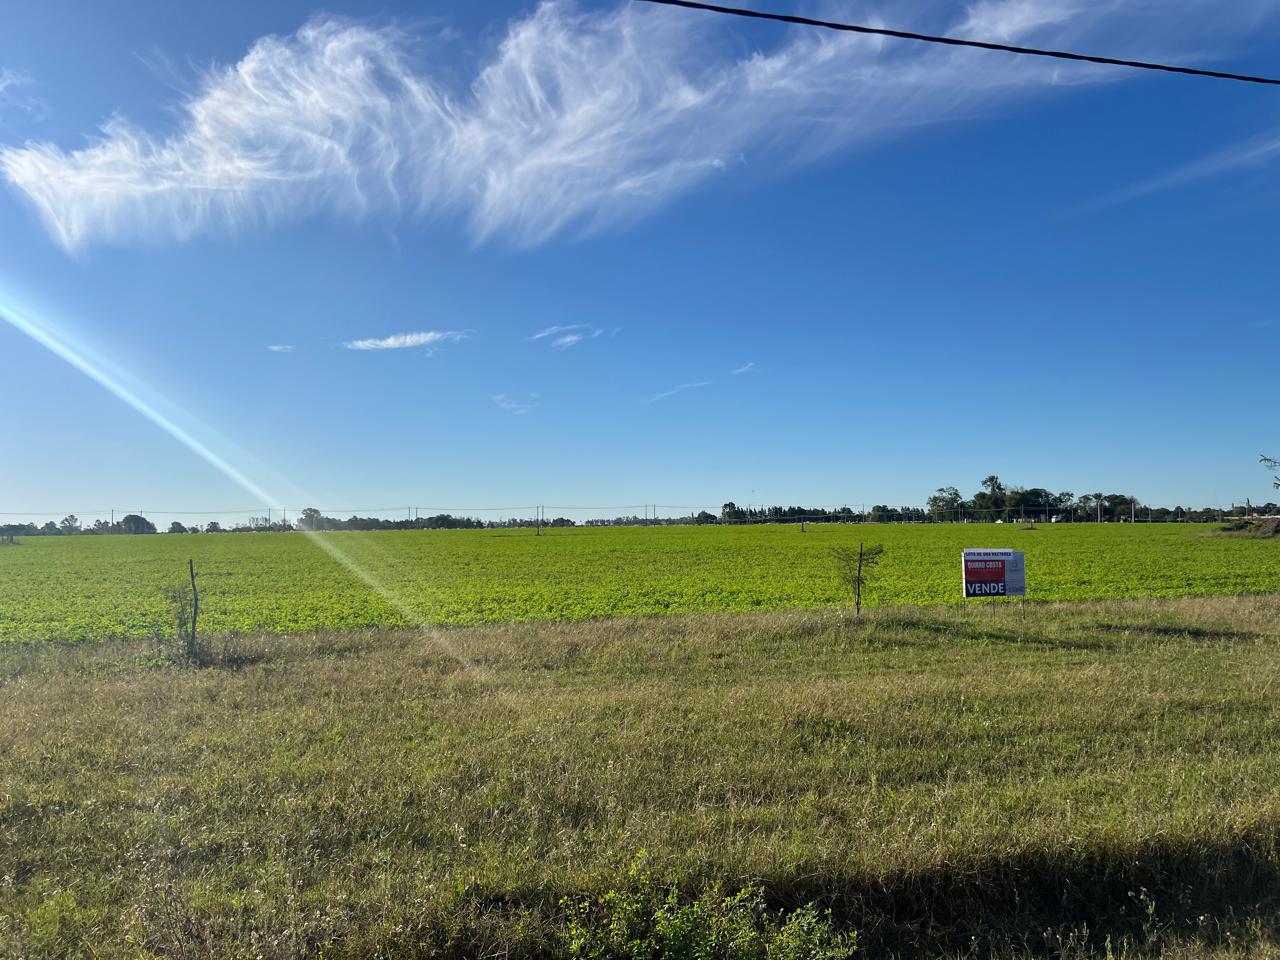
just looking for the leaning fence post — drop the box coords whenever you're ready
[855,542,864,618]
[188,559,199,644]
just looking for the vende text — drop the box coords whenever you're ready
[965,581,1007,596]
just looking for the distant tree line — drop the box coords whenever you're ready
[713,473,1278,525]
[3,477,1276,540]
[921,475,1277,523]
[0,507,563,538]
[1,513,159,539]
[715,503,866,524]
[292,507,487,531]
[584,514,702,527]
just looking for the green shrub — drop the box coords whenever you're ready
[562,861,854,960]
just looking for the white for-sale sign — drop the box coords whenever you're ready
[962,549,1026,598]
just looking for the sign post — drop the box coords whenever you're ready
[962,548,1026,599]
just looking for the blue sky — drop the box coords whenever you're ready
[1,0,1278,524]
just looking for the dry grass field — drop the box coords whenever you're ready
[4,594,1280,957]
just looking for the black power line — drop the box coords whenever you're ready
[637,0,1280,87]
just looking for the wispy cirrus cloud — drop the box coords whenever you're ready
[493,392,539,414]
[958,0,1080,41]
[344,330,466,351]
[0,68,48,127]
[642,380,712,404]
[4,1,1277,252]
[730,361,754,375]
[1083,132,1280,211]
[266,344,294,353]
[530,323,603,349]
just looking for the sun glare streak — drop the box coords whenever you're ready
[0,296,482,673]
[0,298,277,506]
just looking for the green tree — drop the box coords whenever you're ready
[927,487,962,521]
[1090,492,1106,522]
[119,514,157,535]
[58,514,81,534]
[298,506,325,531]
[977,475,1006,519]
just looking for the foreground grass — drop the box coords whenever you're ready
[3,595,1280,957]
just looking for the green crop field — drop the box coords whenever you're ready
[0,523,1276,643]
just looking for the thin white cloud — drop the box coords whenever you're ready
[0,68,48,126]
[1083,132,1280,211]
[266,344,294,353]
[4,1,1277,251]
[730,361,754,375]
[958,0,1080,42]
[531,323,602,349]
[344,330,465,351]
[642,380,712,404]
[492,392,539,414]
[530,324,583,340]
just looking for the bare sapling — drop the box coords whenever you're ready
[831,541,885,617]
[162,559,207,665]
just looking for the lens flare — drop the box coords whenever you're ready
[0,293,480,671]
